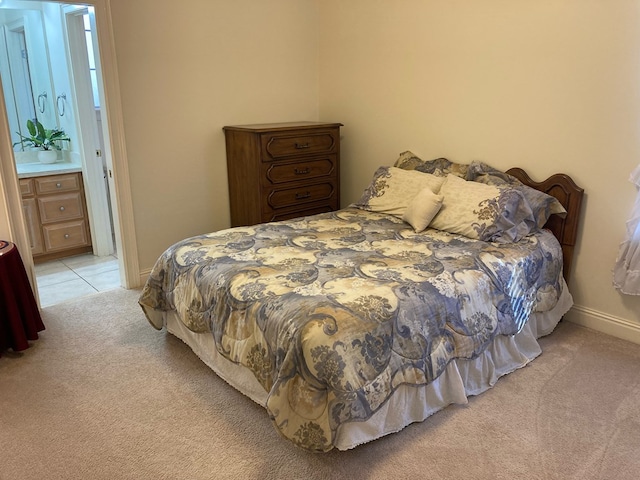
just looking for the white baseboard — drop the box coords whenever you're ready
[565,305,640,345]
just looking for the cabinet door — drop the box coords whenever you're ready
[20,178,35,196]
[22,198,44,255]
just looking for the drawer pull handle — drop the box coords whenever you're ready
[59,206,66,211]
[295,191,311,200]
[56,183,62,188]
[294,167,310,175]
[294,142,310,149]
[64,234,70,239]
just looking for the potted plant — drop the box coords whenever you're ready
[13,119,70,164]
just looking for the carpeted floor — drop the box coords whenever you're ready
[1,287,639,480]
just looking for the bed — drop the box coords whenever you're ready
[139,154,584,452]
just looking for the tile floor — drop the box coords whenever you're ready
[35,253,121,307]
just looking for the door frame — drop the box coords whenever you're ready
[0,0,140,290]
[63,5,114,258]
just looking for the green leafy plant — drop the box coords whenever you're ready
[13,119,70,151]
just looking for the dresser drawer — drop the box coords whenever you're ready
[35,173,81,194]
[37,192,85,224]
[263,156,337,185]
[42,220,90,252]
[268,205,336,223]
[19,178,35,197]
[261,129,338,161]
[265,181,336,211]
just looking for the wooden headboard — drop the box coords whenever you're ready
[506,168,584,283]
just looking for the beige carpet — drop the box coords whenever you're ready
[1,287,640,480]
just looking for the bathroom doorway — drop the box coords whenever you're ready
[0,0,128,305]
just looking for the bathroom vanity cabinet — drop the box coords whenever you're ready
[19,172,92,262]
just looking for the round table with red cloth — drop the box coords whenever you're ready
[0,240,45,355]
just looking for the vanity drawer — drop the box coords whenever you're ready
[20,178,35,197]
[261,129,338,161]
[42,220,90,252]
[37,192,85,224]
[264,181,336,212]
[263,156,337,185]
[35,173,81,194]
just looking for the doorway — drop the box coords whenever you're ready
[31,4,121,306]
[0,0,138,304]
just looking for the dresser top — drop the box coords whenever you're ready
[223,121,342,133]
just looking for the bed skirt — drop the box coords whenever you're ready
[160,281,573,451]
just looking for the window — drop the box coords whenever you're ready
[83,13,99,108]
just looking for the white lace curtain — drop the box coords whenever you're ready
[613,164,640,295]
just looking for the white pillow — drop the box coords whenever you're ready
[353,166,445,217]
[430,174,535,242]
[402,188,444,232]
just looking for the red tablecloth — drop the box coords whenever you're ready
[0,240,45,355]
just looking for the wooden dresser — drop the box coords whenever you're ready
[19,172,92,262]
[223,122,342,227]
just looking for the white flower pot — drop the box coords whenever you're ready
[37,150,58,164]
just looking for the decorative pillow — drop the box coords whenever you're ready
[353,166,445,217]
[394,150,469,178]
[402,188,444,233]
[394,151,426,171]
[430,174,536,243]
[467,161,566,228]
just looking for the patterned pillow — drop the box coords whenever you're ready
[353,166,445,217]
[430,174,536,243]
[394,150,469,178]
[402,187,444,233]
[393,151,426,170]
[466,161,566,228]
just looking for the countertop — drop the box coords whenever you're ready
[16,162,83,179]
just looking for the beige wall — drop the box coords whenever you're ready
[318,0,640,335]
[109,0,320,269]
[112,0,640,336]
[2,0,637,341]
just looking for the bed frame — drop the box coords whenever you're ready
[506,168,584,283]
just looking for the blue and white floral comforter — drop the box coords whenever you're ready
[139,208,564,452]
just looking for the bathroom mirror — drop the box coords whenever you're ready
[0,4,57,152]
